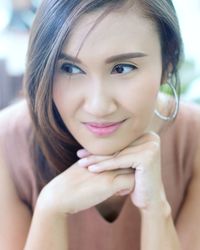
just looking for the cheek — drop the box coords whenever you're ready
[125,81,159,138]
[123,78,160,115]
[52,78,75,120]
[53,74,86,99]
[53,83,66,116]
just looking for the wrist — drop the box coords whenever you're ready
[140,193,171,218]
[140,199,180,250]
[36,186,69,218]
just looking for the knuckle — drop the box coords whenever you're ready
[147,132,160,143]
[112,174,134,192]
[145,133,160,153]
[134,132,160,147]
[145,141,160,160]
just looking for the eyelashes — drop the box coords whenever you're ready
[111,64,138,74]
[59,62,138,75]
[60,63,85,75]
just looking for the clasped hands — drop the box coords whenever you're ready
[77,132,166,211]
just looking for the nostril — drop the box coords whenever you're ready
[83,94,117,117]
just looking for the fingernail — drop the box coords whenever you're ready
[78,158,88,167]
[77,149,88,158]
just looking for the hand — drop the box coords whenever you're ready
[78,132,167,211]
[38,159,134,215]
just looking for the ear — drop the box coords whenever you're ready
[161,63,173,85]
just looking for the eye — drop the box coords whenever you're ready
[111,64,137,74]
[60,63,85,75]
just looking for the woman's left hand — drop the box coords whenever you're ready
[77,132,167,212]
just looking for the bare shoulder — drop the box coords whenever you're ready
[191,102,200,176]
[179,101,200,168]
[0,99,30,130]
[0,101,32,249]
[0,146,32,249]
[0,99,32,160]
[177,101,200,175]
[178,100,200,117]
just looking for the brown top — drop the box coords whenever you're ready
[0,99,200,250]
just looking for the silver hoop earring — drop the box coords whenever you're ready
[154,81,179,121]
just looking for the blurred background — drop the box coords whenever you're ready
[0,0,39,109]
[0,0,200,110]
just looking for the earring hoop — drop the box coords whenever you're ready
[154,81,179,122]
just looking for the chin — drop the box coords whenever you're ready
[87,148,116,156]
[82,141,129,156]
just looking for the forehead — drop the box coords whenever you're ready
[62,4,160,58]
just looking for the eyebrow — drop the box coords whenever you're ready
[58,53,82,64]
[58,52,147,64]
[105,52,147,63]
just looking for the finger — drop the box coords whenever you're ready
[112,173,134,194]
[78,155,113,168]
[76,149,92,158]
[115,189,133,196]
[87,154,140,173]
[113,168,134,175]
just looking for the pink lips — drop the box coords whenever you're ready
[84,120,125,136]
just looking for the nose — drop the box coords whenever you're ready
[83,80,117,117]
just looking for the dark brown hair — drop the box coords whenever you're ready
[24,0,183,188]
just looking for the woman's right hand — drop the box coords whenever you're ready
[37,158,134,215]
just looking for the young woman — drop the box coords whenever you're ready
[0,0,200,249]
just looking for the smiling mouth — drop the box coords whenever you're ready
[83,119,127,136]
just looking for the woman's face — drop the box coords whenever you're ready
[53,5,162,155]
